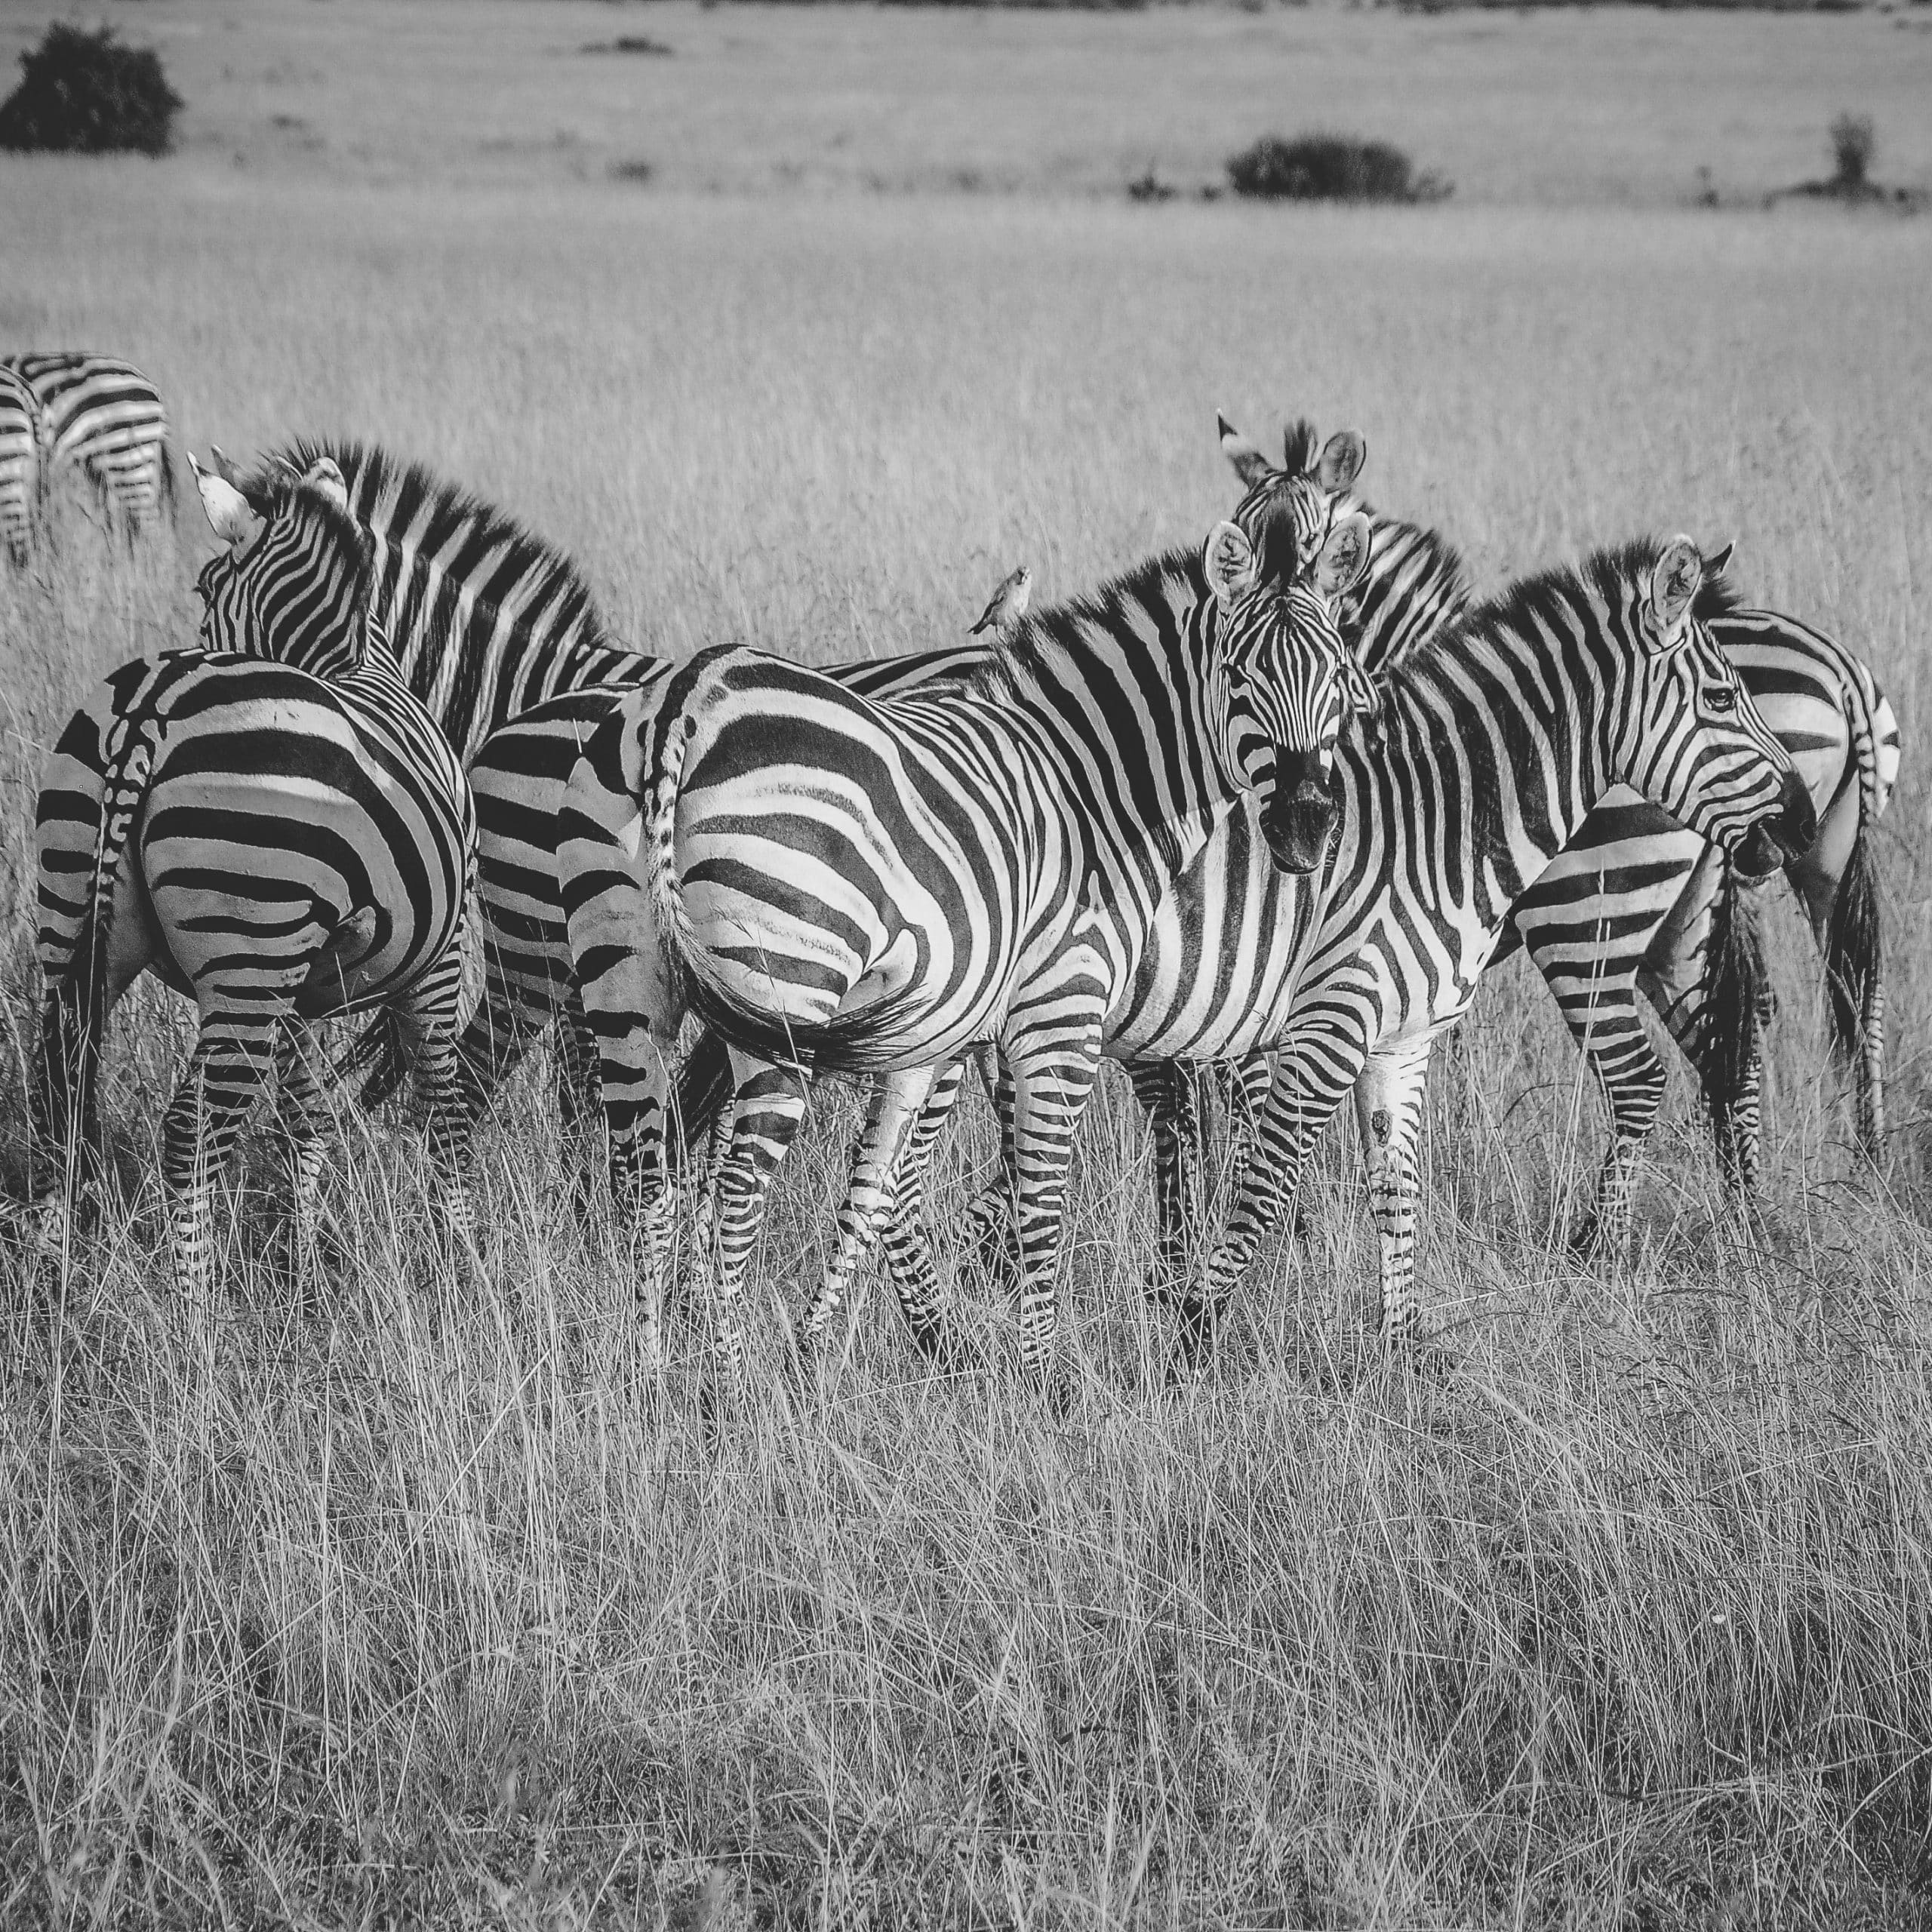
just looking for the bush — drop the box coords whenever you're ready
[1227,134,1448,205]
[0,25,182,157]
[1831,112,1875,189]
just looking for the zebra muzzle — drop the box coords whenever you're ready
[1260,754,1337,875]
[1732,771,1817,879]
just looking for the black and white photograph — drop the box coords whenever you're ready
[2,1,1929,1923]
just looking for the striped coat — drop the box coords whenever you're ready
[561,488,1374,1386]
[31,468,475,1303]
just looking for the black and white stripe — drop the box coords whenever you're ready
[30,467,475,1302]
[560,472,1374,1386]
[2,352,174,534]
[0,365,38,565]
[1161,538,1811,1366]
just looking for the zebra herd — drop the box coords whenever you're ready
[17,356,1900,1401]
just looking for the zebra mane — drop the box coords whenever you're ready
[1281,418,1318,477]
[1388,537,1727,697]
[245,436,626,667]
[235,464,377,623]
[1694,560,1743,622]
[969,544,1203,706]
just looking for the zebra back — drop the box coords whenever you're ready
[245,439,652,762]
[0,367,36,563]
[2,352,171,528]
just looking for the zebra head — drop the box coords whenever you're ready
[1614,537,1816,878]
[190,452,375,679]
[1203,512,1377,875]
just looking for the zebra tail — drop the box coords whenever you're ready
[1824,825,1883,1139]
[667,1029,734,1176]
[158,438,179,525]
[60,717,159,1180]
[1699,856,1767,1153]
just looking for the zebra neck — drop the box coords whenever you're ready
[996,586,1236,906]
[1339,500,1473,678]
[1372,617,1615,922]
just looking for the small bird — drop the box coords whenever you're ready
[969,563,1032,637]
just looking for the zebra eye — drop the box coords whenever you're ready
[1704,686,1737,715]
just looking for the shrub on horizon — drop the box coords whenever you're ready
[0,24,182,157]
[1227,133,1450,204]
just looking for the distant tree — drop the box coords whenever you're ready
[1830,112,1875,191]
[0,24,183,157]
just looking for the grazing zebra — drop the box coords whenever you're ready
[0,366,38,564]
[193,438,657,1121]
[29,463,476,1300]
[452,643,990,1143]
[1152,538,1815,1369]
[2,352,174,534]
[561,473,1377,1386]
[1214,415,1899,1247]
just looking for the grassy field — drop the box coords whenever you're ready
[5,5,1932,1926]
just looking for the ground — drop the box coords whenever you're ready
[3,5,1932,1927]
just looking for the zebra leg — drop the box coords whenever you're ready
[272,1021,335,1278]
[390,946,480,1278]
[877,1059,970,1356]
[1177,1029,1367,1377]
[796,1064,940,1360]
[1004,1015,1107,1393]
[1350,1036,1433,1346]
[1124,1060,1204,1304]
[704,1051,809,1375]
[1786,800,1885,1160]
[1524,946,1669,1259]
[554,986,606,1220]
[162,1011,288,1315]
[958,1048,1021,1289]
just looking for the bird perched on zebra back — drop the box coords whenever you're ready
[29,457,477,1309]
[0,365,38,566]
[1,351,174,538]
[560,458,1377,1394]
[969,564,1031,637]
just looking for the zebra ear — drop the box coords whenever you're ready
[1703,540,1736,580]
[189,451,262,547]
[300,457,351,513]
[1649,536,1703,644]
[1315,430,1367,497]
[1204,520,1259,607]
[208,443,245,489]
[1217,414,1275,489]
[1314,511,1373,600]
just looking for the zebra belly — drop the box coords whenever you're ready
[471,691,626,998]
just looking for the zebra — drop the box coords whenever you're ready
[1149,537,1817,1370]
[1212,416,1898,1250]
[451,644,990,1158]
[0,365,38,565]
[560,475,1378,1388]
[199,438,651,761]
[2,352,174,535]
[29,461,477,1303]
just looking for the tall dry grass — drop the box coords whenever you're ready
[3,170,1931,1925]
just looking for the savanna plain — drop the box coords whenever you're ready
[4,2,1932,1925]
